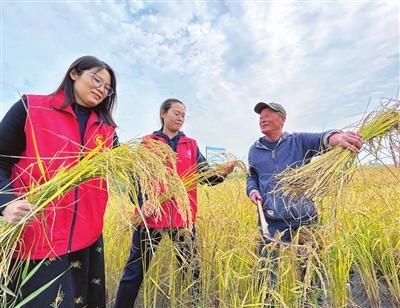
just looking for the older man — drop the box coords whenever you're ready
[247,101,362,245]
[246,101,363,302]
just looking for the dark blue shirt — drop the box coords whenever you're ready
[259,137,278,151]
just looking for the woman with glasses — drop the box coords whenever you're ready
[114,98,235,308]
[0,55,118,307]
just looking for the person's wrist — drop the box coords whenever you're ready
[250,189,259,198]
[325,130,342,149]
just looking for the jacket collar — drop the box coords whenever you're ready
[255,131,289,149]
[153,129,185,140]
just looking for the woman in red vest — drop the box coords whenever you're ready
[0,55,118,307]
[114,98,234,308]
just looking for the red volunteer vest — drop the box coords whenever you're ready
[143,134,198,228]
[10,91,115,259]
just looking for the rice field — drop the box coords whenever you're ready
[104,166,400,307]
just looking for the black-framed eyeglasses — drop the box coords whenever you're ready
[83,72,114,97]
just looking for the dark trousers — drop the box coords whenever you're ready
[114,226,200,308]
[7,236,106,308]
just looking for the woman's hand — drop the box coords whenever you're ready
[219,162,235,177]
[2,199,34,224]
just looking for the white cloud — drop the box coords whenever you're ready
[1,0,398,161]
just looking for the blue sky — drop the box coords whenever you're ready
[1,1,399,161]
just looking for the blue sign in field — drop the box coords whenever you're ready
[206,146,226,165]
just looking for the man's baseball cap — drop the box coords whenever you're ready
[254,102,286,116]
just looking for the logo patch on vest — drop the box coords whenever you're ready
[95,135,105,146]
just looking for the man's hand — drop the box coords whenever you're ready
[249,190,262,205]
[2,199,33,225]
[328,131,363,153]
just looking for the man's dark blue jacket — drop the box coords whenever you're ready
[246,130,337,226]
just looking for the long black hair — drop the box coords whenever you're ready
[159,98,185,128]
[55,55,117,127]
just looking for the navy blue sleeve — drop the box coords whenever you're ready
[298,130,341,161]
[299,133,323,152]
[246,146,259,196]
[0,98,28,214]
[196,146,224,186]
[112,134,120,148]
[293,132,324,162]
[196,146,207,166]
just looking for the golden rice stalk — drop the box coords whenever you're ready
[0,138,189,302]
[276,99,400,202]
[162,157,247,203]
[129,156,247,227]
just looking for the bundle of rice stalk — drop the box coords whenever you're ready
[130,156,247,227]
[276,99,400,202]
[0,138,189,295]
[163,157,247,202]
[178,154,246,190]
